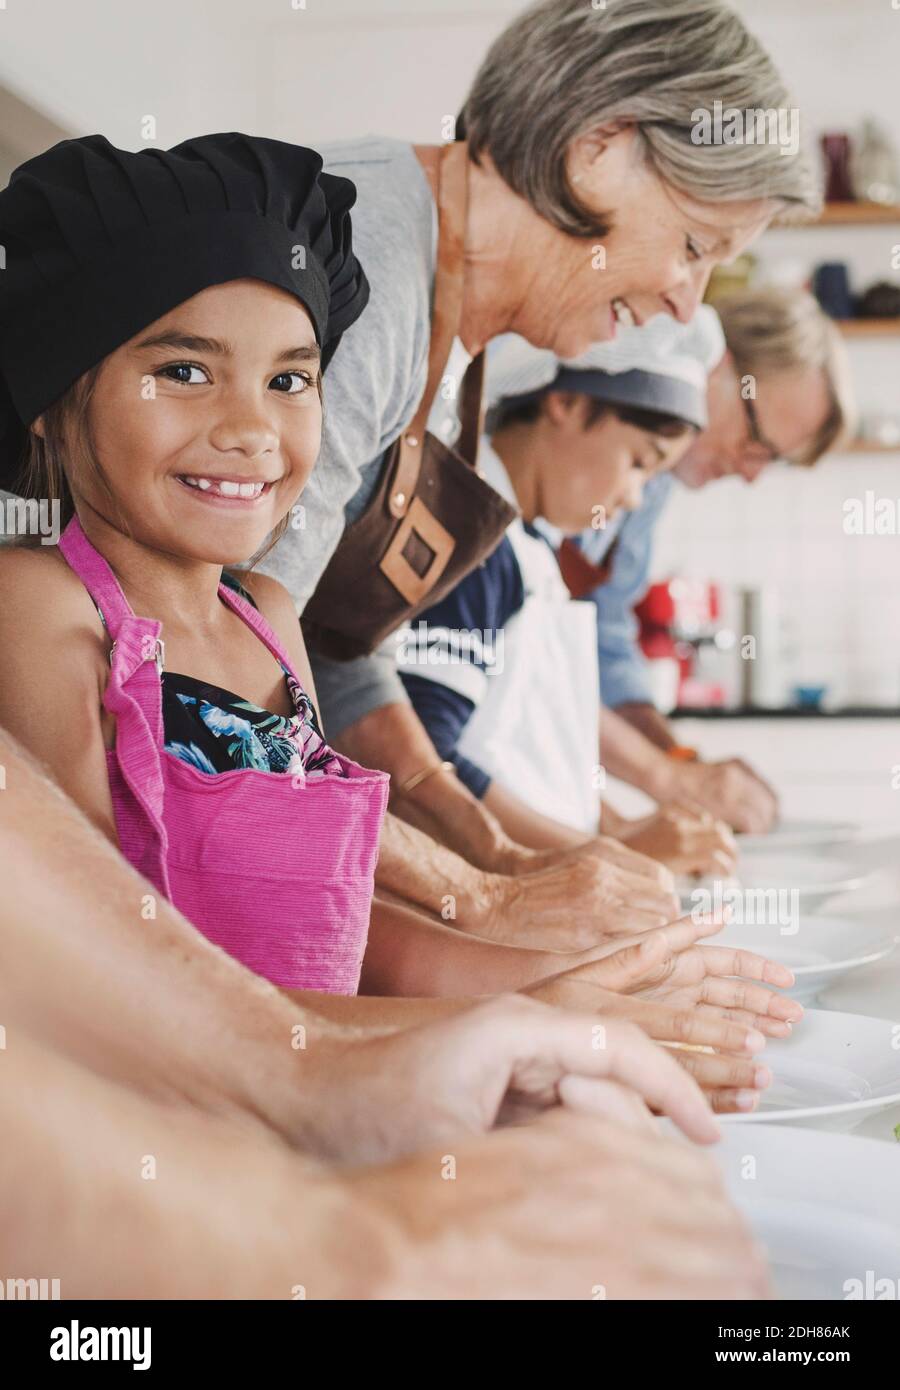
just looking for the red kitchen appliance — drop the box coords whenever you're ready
[635,579,732,709]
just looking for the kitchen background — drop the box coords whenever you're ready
[1,0,899,719]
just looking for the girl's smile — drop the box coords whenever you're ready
[174,473,282,505]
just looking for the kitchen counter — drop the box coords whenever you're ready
[671,714,900,828]
[672,706,900,719]
[608,715,900,827]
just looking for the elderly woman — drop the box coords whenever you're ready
[261,0,822,952]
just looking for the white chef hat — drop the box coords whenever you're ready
[485,306,726,431]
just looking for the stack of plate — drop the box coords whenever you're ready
[685,817,900,1296]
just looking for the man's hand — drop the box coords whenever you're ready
[620,802,738,876]
[352,1109,772,1300]
[674,758,779,834]
[303,993,721,1166]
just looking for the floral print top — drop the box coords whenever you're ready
[162,664,346,780]
[162,574,345,780]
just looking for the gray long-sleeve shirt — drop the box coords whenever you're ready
[260,136,467,736]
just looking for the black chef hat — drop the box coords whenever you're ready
[0,132,369,491]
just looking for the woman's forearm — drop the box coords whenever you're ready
[360,895,559,997]
[335,702,539,873]
[482,781,594,852]
[600,703,678,801]
[374,809,502,921]
[284,983,471,1034]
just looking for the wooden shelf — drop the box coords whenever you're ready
[842,441,900,455]
[836,318,900,338]
[816,202,900,226]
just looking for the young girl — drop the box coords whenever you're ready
[0,135,795,1109]
[0,132,388,994]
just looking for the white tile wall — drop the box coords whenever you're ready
[652,452,900,707]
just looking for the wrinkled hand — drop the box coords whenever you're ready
[581,833,677,891]
[354,1108,773,1300]
[307,994,720,1166]
[621,802,738,876]
[676,758,779,834]
[483,844,681,951]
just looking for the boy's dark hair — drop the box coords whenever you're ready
[490,392,693,439]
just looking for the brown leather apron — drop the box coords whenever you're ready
[301,141,518,662]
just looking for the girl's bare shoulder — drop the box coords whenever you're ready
[0,541,86,609]
[0,543,107,660]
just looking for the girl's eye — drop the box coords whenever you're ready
[269,371,314,395]
[158,362,209,386]
[686,236,704,263]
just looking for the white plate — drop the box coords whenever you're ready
[713,1126,900,1299]
[820,950,900,1019]
[716,915,898,1002]
[680,855,871,913]
[721,1009,900,1131]
[738,819,859,854]
[738,854,869,906]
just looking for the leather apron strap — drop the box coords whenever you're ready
[387,141,480,520]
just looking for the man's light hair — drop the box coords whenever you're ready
[718,288,856,464]
[461,0,822,238]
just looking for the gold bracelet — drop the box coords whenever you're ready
[400,760,456,795]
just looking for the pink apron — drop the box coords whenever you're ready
[58,516,389,994]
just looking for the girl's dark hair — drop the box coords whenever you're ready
[15,368,105,536]
[491,391,693,439]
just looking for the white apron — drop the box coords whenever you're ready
[457,517,602,834]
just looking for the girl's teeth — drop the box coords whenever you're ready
[613,298,635,328]
[181,476,265,499]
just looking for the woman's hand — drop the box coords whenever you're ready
[589,918,803,1036]
[477,847,681,951]
[520,915,803,1114]
[534,915,803,1038]
[620,802,738,876]
[522,970,773,1115]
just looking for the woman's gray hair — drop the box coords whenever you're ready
[460,0,822,237]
